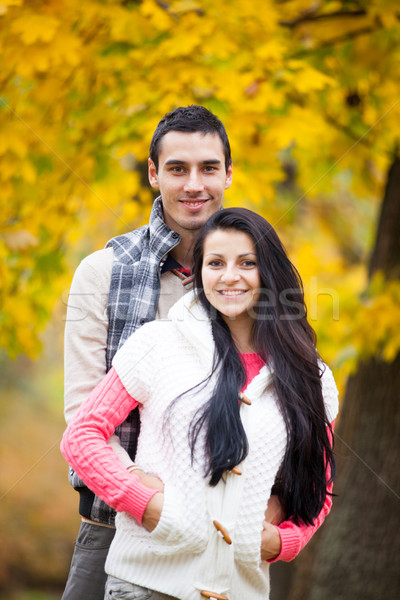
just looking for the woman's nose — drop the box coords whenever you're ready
[221,265,240,283]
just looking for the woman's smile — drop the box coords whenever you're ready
[201,229,261,325]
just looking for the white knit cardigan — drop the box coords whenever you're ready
[105,291,338,600]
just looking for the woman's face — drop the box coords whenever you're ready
[201,228,261,325]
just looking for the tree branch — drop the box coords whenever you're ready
[323,113,371,148]
[289,25,378,58]
[280,9,367,28]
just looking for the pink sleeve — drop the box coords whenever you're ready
[60,367,158,524]
[268,421,335,563]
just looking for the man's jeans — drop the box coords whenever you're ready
[105,576,179,599]
[62,521,115,600]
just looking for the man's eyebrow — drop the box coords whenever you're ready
[164,159,222,166]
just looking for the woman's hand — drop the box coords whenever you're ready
[142,491,164,532]
[128,466,165,531]
[128,466,165,493]
[261,520,281,561]
[260,494,285,561]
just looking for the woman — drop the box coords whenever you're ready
[61,208,338,600]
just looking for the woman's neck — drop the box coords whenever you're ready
[223,315,256,353]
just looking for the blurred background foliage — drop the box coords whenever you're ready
[1,0,399,597]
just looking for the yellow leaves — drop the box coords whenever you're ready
[157,30,202,58]
[0,246,48,359]
[49,30,82,68]
[285,60,336,93]
[255,39,287,64]
[0,0,22,16]
[0,118,37,182]
[370,0,400,30]
[5,19,82,76]
[171,0,203,15]
[0,295,41,359]
[350,274,400,362]
[317,271,400,392]
[19,33,82,75]
[0,123,28,158]
[11,14,60,44]
[268,105,334,166]
[3,3,85,77]
[90,170,140,212]
[0,0,398,364]
[140,0,174,31]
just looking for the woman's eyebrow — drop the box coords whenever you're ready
[204,252,257,258]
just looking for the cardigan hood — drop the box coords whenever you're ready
[169,290,278,402]
[168,290,215,374]
[168,290,338,423]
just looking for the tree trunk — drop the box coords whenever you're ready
[286,154,400,600]
[369,155,400,281]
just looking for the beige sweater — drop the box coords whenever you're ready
[64,246,192,467]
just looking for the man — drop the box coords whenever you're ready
[62,105,331,599]
[62,105,233,599]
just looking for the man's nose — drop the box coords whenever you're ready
[184,169,205,193]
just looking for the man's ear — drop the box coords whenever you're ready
[148,158,159,189]
[225,162,233,189]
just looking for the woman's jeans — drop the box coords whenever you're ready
[105,575,179,599]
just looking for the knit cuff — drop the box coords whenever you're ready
[121,474,160,524]
[268,523,301,563]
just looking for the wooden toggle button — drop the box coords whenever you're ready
[200,591,229,600]
[213,519,232,545]
[231,466,242,475]
[239,393,252,405]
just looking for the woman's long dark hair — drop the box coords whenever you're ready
[190,207,335,526]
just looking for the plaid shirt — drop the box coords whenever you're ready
[77,196,182,525]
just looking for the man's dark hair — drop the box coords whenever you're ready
[149,105,231,173]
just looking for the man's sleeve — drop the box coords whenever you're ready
[64,247,134,468]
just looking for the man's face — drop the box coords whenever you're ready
[148,131,233,237]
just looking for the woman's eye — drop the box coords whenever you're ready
[242,260,256,267]
[208,260,222,267]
